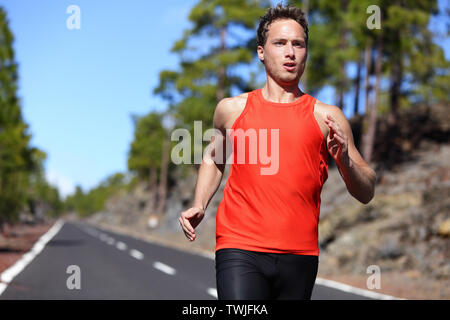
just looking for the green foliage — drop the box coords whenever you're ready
[289,0,447,112]
[0,7,39,224]
[0,7,63,225]
[64,173,128,217]
[380,0,446,109]
[153,0,271,172]
[26,149,63,218]
[128,112,167,179]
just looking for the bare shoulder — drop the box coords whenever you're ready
[214,92,249,131]
[216,92,249,111]
[314,99,351,125]
[314,98,359,144]
[312,98,352,139]
[314,99,343,118]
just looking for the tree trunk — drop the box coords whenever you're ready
[337,64,345,110]
[0,221,10,239]
[363,32,383,163]
[353,53,362,116]
[156,134,170,214]
[148,166,157,212]
[363,40,373,115]
[388,53,402,127]
[361,40,373,161]
[336,0,349,110]
[301,0,309,92]
[0,220,4,239]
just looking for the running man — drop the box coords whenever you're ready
[179,3,376,300]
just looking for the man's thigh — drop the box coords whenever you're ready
[273,254,318,300]
[215,248,272,300]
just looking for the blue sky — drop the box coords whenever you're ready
[0,0,448,198]
[0,0,199,196]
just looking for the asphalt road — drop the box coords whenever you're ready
[0,221,374,300]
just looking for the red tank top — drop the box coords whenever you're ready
[215,88,329,255]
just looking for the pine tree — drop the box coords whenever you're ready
[127,111,169,212]
[0,7,36,233]
[290,0,354,109]
[154,0,270,170]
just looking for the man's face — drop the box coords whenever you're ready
[257,19,307,86]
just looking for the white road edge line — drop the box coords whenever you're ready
[130,249,144,260]
[314,277,404,300]
[153,261,176,275]
[199,252,403,300]
[0,220,64,296]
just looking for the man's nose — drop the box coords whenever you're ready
[284,43,295,58]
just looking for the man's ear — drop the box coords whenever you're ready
[257,45,264,63]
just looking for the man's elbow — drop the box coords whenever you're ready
[350,189,373,204]
[359,175,376,204]
[354,171,376,204]
[359,191,374,204]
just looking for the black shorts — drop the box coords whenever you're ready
[215,248,318,300]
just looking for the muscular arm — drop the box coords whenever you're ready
[192,98,230,211]
[325,107,376,204]
[179,98,238,241]
[178,99,227,241]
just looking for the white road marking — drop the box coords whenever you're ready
[116,241,127,251]
[99,233,109,242]
[207,288,218,298]
[0,220,64,296]
[199,252,404,300]
[153,261,176,275]
[130,249,144,260]
[84,223,406,300]
[314,277,405,300]
[106,237,115,246]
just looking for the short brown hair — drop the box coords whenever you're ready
[257,3,309,48]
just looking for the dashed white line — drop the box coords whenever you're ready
[106,237,115,246]
[207,288,218,298]
[83,228,98,238]
[116,241,127,251]
[130,249,144,260]
[99,233,109,241]
[85,224,406,300]
[153,261,176,275]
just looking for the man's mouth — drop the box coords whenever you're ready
[283,62,296,71]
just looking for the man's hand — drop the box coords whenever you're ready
[322,107,376,204]
[324,114,350,167]
[179,207,205,241]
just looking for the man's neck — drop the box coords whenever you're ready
[261,78,303,103]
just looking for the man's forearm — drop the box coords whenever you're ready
[192,160,224,211]
[337,156,376,204]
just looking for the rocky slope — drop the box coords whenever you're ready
[317,141,449,299]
